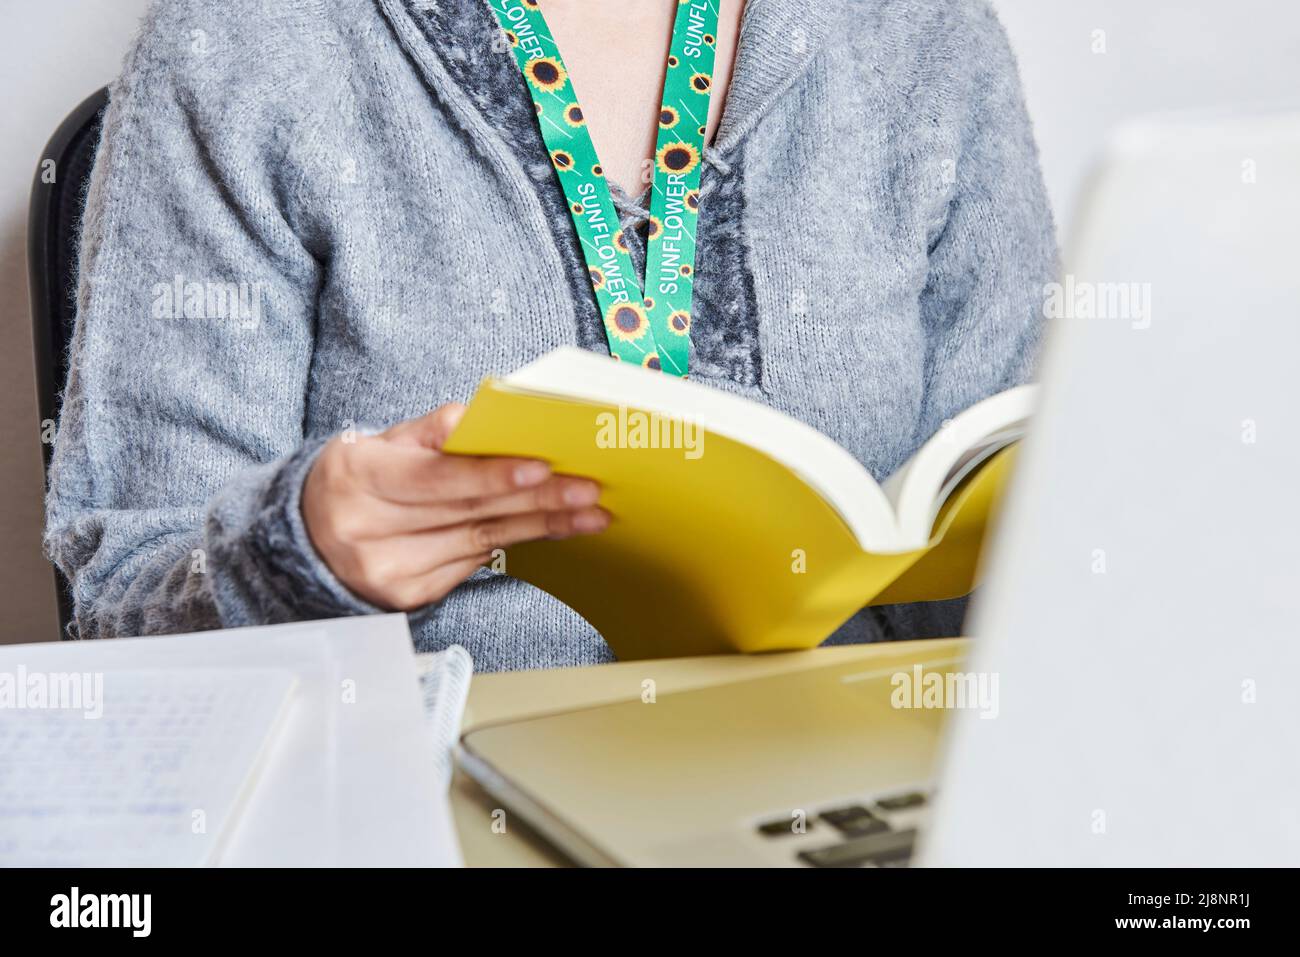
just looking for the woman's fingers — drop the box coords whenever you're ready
[381,554,495,611]
[343,506,610,610]
[306,404,610,612]
[373,403,576,507]
[431,476,602,526]
[436,505,611,563]
[384,507,609,576]
[357,440,552,505]
[350,474,603,538]
[381,403,467,450]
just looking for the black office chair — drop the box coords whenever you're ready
[28,87,110,638]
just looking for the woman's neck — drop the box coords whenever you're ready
[537,0,745,199]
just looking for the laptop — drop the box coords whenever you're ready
[457,112,1300,867]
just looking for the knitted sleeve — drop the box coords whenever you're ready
[879,0,1058,642]
[913,0,1058,441]
[44,0,382,638]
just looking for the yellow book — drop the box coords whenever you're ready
[444,349,1033,660]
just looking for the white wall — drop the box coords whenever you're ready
[992,0,1300,235]
[0,0,152,642]
[1,0,1297,642]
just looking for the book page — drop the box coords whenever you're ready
[0,668,295,866]
[884,386,1037,548]
[504,348,902,549]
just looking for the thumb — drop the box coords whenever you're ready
[382,402,467,450]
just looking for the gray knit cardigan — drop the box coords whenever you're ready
[45,0,1056,670]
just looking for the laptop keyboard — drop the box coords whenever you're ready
[755,791,929,867]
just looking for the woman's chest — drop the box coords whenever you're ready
[538,0,746,198]
[304,35,952,480]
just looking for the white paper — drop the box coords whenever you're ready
[0,668,295,866]
[0,615,459,866]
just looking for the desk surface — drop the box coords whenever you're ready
[450,639,965,867]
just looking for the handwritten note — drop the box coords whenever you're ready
[0,668,295,866]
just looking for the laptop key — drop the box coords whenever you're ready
[819,804,887,837]
[798,829,917,868]
[875,792,928,812]
[757,816,814,837]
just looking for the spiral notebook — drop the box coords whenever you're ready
[416,645,474,793]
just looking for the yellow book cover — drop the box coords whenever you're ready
[443,349,1032,660]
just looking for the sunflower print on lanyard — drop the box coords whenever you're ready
[490,0,720,377]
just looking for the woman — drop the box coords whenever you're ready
[46,0,1055,670]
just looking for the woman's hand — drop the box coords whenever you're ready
[302,403,608,611]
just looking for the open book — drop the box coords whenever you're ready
[445,348,1034,659]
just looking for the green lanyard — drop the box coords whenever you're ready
[491,0,720,377]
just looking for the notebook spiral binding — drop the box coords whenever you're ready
[416,645,474,792]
